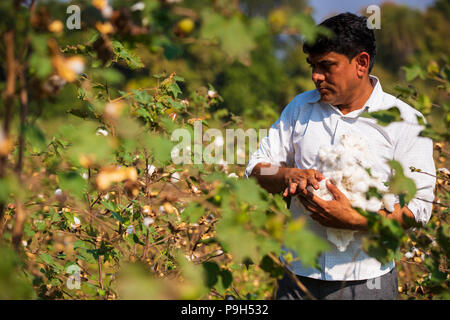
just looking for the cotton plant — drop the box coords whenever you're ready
[301,134,397,251]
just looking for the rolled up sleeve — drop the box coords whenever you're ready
[393,120,436,225]
[244,102,297,178]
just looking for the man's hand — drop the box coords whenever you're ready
[282,168,325,197]
[250,163,325,196]
[297,179,367,230]
[298,180,419,230]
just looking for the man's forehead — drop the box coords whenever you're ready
[306,52,345,62]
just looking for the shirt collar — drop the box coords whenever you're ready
[307,75,385,119]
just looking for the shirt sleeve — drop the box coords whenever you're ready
[393,119,436,225]
[244,100,298,178]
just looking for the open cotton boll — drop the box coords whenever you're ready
[366,197,383,212]
[303,133,394,252]
[306,179,333,201]
[170,171,180,183]
[326,228,356,252]
[382,193,397,212]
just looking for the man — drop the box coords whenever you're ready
[245,13,436,300]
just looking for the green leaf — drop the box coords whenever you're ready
[143,134,174,165]
[24,124,47,152]
[259,255,284,278]
[284,219,329,268]
[201,10,256,64]
[388,160,417,205]
[360,107,403,126]
[102,200,117,212]
[202,262,220,288]
[112,41,144,69]
[57,170,87,199]
[288,13,333,45]
[180,203,205,224]
[402,64,426,82]
[39,253,54,265]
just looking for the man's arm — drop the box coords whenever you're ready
[297,180,421,231]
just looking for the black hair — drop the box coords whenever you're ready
[303,12,377,72]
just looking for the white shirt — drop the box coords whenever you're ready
[245,76,436,281]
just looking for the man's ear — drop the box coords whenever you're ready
[355,52,370,78]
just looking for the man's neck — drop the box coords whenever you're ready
[334,77,375,115]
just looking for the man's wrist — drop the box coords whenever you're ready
[348,208,369,230]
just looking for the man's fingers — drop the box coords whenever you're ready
[307,177,320,190]
[298,194,321,212]
[289,182,298,195]
[314,171,325,181]
[298,179,307,195]
[325,180,342,200]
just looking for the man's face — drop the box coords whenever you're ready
[307,52,360,106]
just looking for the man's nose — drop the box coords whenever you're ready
[312,70,325,84]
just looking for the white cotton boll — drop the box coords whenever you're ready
[308,180,333,201]
[147,164,156,176]
[351,195,367,211]
[309,133,393,251]
[143,217,154,227]
[170,172,180,183]
[82,172,89,180]
[131,2,145,11]
[382,193,396,212]
[326,228,355,252]
[126,225,134,234]
[55,189,63,196]
[73,216,81,225]
[101,5,113,19]
[366,197,382,212]
[228,173,239,178]
[404,251,414,259]
[96,128,108,136]
[352,180,369,193]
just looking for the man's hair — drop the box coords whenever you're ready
[303,12,377,72]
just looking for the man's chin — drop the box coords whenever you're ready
[319,93,335,104]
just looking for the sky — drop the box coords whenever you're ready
[310,0,436,23]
